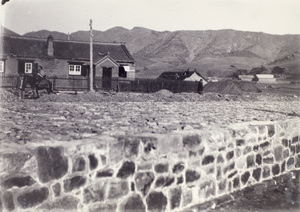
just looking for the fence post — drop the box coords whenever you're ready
[53,77,56,91]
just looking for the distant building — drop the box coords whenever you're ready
[157,70,208,85]
[255,74,276,83]
[0,35,135,82]
[238,75,255,81]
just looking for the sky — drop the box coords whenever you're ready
[0,0,299,35]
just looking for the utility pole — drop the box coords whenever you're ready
[89,19,94,92]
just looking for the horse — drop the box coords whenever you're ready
[18,72,53,99]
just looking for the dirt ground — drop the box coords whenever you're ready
[0,84,300,212]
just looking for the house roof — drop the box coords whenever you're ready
[0,35,134,64]
[158,71,207,81]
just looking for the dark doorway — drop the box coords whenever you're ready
[102,67,112,90]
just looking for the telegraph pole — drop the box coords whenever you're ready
[89,19,94,92]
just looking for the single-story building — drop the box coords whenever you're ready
[255,74,276,83]
[157,70,208,85]
[0,35,135,88]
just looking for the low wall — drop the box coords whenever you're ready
[0,118,299,212]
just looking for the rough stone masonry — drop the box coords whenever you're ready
[0,117,299,212]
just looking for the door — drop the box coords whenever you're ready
[102,67,112,90]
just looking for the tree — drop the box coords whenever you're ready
[272,66,285,76]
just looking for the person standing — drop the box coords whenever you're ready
[198,79,204,94]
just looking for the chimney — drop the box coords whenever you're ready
[47,35,54,57]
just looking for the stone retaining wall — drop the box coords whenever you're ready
[0,118,300,212]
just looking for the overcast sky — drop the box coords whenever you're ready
[0,0,299,35]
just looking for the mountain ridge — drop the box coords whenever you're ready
[3,26,300,78]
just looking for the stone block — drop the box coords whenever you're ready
[247,154,255,168]
[154,163,169,173]
[258,125,266,135]
[267,125,275,137]
[100,155,107,166]
[182,134,201,149]
[17,187,49,209]
[1,176,35,189]
[283,149,289,159]
[263,166,270,178]
[52,183,61,197]
[35,146,68,183]
[217,154,225,163]
[3,191,14,212]
[282,138,289,147]
[189,150,197,157]
[233,176,240,189]
[281,161,286,173]
[182,190,193,207]
[177,176,183,184]
[172,162,185,174]
[135,172,154,196]
[154,176,174,188]
[120,194,145,212]
[260,141,270,150]
[263,156,274,164]
[96,169,114,178]
[295,155,300,168]
[37,196,79,211]
[199,180,216,198]
[72,156,85,172]
[88,203,117,212]
[253,145,259,151]
[117,161,135,179]
[228,171,237,179]
[109,140,124,164]
[241,171,250,185]
[252,168,261,182]
[0,152,32,175]
[287,157,294,169]
[146,191,167,212]
[186,169,200,183]
[217,166,222,180]
[218,179,227,193]
[63,176,86,192]
[141,137,158,154]
[256,154,262,165]
[223,162,235,175]
[198,146,205,156]
[170,187,181,210]
[236,139,245,146]
[226,151,234,160]
[290,145,296,155]
[296,144,300,154]
[202,155,214,165]
[274,146,283,162]
[88,154,98,170]
[292,136,299,144]
[243,146,252,155]
[123,137,140,159]
[84,183,106,203]
[272,164,280,176]
[108,181,129,199]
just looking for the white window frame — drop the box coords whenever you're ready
[0,61,4,73]
[69,64,81,75]
[24,62,33,74]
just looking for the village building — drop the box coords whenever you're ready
[0,35,135,85]
[157,70,208,85]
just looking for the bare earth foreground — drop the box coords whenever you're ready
[0,87,300,211]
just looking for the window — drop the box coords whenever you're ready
[0,61,4,73]
[69,64,81,75]
[25,62,32,73]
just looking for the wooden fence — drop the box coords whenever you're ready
[0,75,200,93]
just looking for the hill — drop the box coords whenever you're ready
[19,27,300,78]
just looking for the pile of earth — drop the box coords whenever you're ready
[204,80,261,94]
